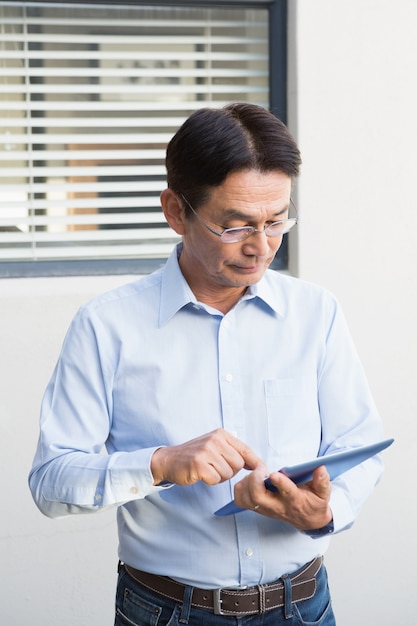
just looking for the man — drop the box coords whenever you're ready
[29,104,384,625]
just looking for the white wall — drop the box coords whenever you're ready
[1,1,416,624]
[1,277,127,625]
[290,1,417,623]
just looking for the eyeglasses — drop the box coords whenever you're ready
[180,194,298,244]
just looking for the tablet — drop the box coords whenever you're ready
[214,437,394,516]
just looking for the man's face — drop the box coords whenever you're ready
[178,169,293,303]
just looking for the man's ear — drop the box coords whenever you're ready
[160,188,186,235]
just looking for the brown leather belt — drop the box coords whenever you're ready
[124,556,322,617]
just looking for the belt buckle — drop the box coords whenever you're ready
[213,588,224,615]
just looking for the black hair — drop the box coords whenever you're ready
[165,103,301,211]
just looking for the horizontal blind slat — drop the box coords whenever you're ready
[0,100,250,112]
[0,168,165,180]
[1,180,166,193]
[1,50,267,61]
[0,132,175,143]
[2,15,267,28]
[0,117,185,128]
[0,84,268,95]
[0,228,178,244]
[0,196,165,211]
[1,33,266,45]
[0,211,167,228]
[0,242,179,261]
[1,68,268,79]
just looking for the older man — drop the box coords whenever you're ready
[30,104,384,625]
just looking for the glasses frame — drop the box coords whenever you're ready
[179,193,298,244]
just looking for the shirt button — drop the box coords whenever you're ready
[225,373,233,382]
[245,548,254,557]
[130,486,139,494]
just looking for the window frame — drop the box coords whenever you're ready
[1,0,288,278]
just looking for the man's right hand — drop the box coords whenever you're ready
[150,428,265,487]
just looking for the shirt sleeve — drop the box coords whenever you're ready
[28,304,170,519]
[317,295,385,533]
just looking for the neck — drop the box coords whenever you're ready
[192,286,247,315]
[178,260,247,314]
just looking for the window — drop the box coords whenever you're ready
[0,0,288,276]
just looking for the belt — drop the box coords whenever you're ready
[124,556,322,617]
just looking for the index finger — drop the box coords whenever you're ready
[224,431,264,471]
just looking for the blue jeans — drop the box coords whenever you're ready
[114,562,336,626]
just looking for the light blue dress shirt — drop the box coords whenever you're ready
[29,244,384,588]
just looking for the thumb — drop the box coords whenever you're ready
[311,466,331,497]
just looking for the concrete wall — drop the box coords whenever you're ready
[1,1,416,624]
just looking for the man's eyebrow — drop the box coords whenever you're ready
[220,204,289,221]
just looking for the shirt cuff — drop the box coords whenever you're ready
[303,519,334,538]
[107,447,172,504]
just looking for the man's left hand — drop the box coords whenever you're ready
[233,465,333,531]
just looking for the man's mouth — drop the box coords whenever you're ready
[231,263,261,273]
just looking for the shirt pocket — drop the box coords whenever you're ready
[264,378,318,461]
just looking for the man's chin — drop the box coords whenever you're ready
[227,266,269,287]
[230,260,270,274]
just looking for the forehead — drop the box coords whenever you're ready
[207,170,292,213]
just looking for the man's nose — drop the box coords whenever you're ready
[241,229,271,255]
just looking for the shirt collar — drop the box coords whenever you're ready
[245,275,285,318]
[159,243,285,326]
[159,244,197,326]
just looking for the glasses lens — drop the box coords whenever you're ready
[219,218,298,243]
[266,219,297,236]
[220,227,254,243]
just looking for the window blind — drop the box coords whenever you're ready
[0,2,269,269]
